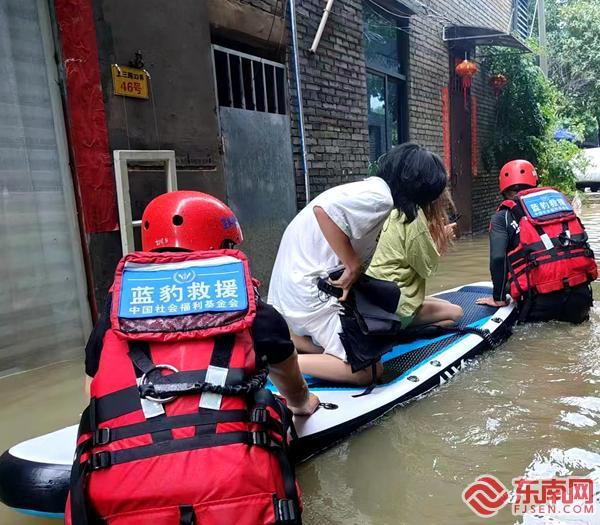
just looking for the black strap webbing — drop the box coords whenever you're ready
[210,333,236,369]
[179,505,196,525]
[252,390,301,522]
[83,369,246,431]
[352,363,378,398]
[128,340,156,378]
[93,386,140,422]
[69,454,89,525]
[508,233,589,266]
[127,342,167,443]
[77,409,248,453]
[88,431,278,470]
[509,249,593,280]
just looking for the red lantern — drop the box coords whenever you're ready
[489,73,508,98]
[455,59,478,107]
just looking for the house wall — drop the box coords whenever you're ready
[89,0,224,308]
[407,0,513,231]
[78,0,517,306]
[243,0,514,229]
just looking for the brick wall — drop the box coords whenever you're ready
[242,0,514,229]
[287,0,370,207]
[407,0,513,231]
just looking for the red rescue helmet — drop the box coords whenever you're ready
[499,159,539,193]
[141,191,243,251]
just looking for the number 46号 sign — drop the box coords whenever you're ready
[111,65,149,99]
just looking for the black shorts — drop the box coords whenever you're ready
[521,284,593,324]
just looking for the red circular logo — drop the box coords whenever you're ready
[462,475,509,518]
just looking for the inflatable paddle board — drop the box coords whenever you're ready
[0,282,516,519]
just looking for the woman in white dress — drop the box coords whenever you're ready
[268,143,448,385]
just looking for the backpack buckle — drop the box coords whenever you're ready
[252,431,270,447]
[93,427,111,446]
[89,451,111,470]
[251,407,269,424]
[275,499,298,523]
[139,364,179,404]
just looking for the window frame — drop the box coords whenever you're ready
[363,1,410,159]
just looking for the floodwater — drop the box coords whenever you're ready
[1,199,600,525]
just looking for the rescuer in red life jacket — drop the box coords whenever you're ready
[84,191,319,416]
[476,159,596,323]
[69,190,313,525]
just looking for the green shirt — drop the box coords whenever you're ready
[366,209,440,322]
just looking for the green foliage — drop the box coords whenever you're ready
[547,0,600,143]
[483,48,582,196]
[537,139,586,195]
[367,160,380,177]
[484,48,551,167]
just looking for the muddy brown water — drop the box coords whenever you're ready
[1,198,600,525]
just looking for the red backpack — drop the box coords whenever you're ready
[67,250,301,525]
[499,187,597,301]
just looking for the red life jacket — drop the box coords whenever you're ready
[498,187,597,301]
[66,250,301,525]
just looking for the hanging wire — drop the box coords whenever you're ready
[114,64,132,149]
[266,0,281,45]
[366,0,457,31]
[365,0,411,19]
[275,0,289,56]
[121,93,131,150]
[146,70,161,149]
[364,0,412,35]
[366,22,412,36]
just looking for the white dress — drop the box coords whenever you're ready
[268,177,394,361]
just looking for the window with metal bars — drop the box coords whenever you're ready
[213,45,286,115]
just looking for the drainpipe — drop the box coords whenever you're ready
[310,0,335,54]
[289,0,311,203]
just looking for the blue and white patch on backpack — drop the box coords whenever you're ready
[118,256,248,319]
[521,189,572,219]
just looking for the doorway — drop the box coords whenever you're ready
[449,51,473,233]
[212,45,296,287]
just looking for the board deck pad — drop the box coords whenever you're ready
[304,285,498,389]
[0,282,516,519]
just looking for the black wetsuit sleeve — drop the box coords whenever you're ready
[489,211,510,301]
[84,293,112,377]
[252,299,295,366]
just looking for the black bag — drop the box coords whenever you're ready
[317,271,402,373]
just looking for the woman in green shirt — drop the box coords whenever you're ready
[367,190,463,328]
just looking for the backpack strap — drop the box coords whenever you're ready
[497,199,526,231]
[179,506,196,525]
[199,333,236,410]
[497,199,517,212]
[252,389,302,524]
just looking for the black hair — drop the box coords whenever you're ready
[503,183,531,196]
[376,143,448,222]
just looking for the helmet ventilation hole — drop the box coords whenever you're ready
[173,215,184,226]
[504,173,509,177]
[520,169,525,174]
[144,221,150,230]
